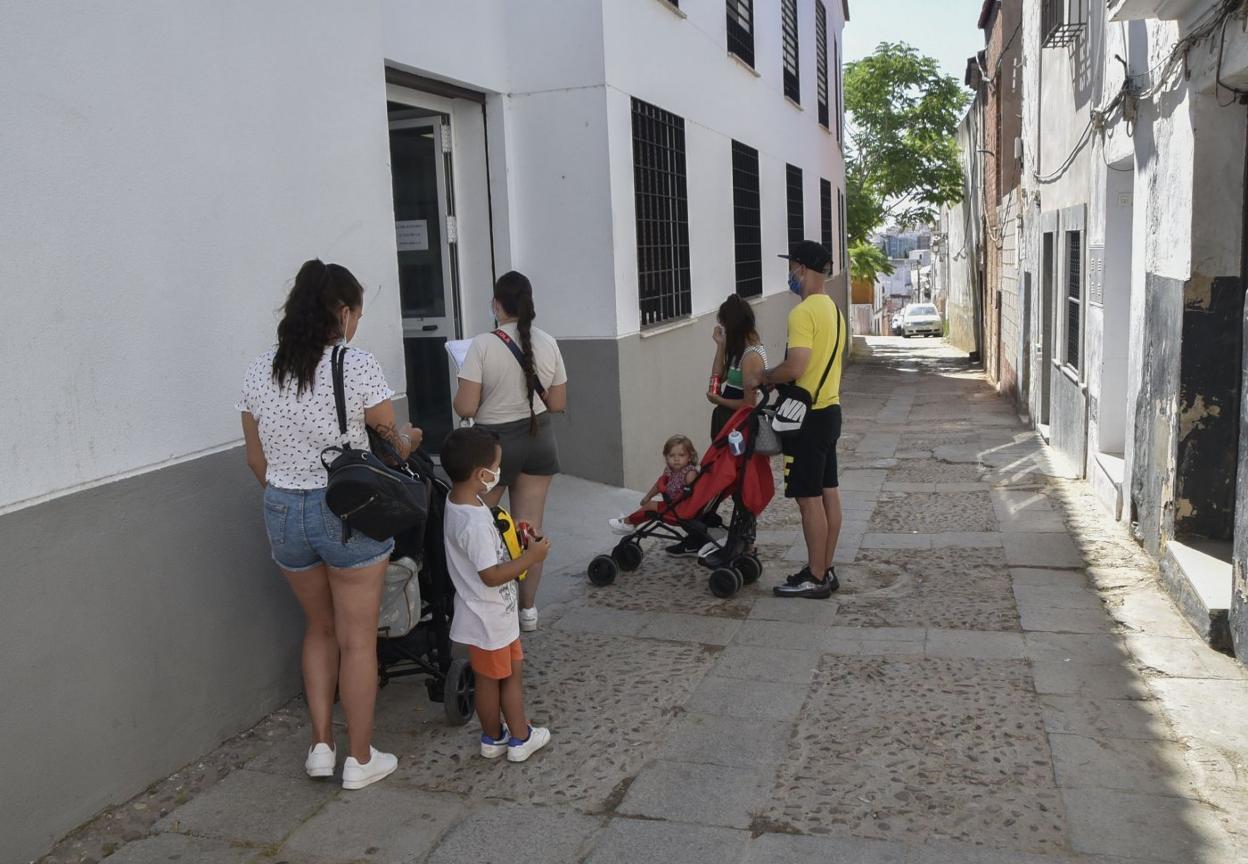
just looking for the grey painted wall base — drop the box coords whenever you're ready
[0,448,302,864]
[555,292,800,492]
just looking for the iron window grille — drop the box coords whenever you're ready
[787,165,804,246]
[838,189,847,272]
[727,0,755,68]
[1042,0,1087,49]
[732,141,763,298]
[816,1,829,127]
[834,35,843,143]
[782,0,800,104]
[632,98,691,327]
[1065,230,1082,369]
[820,178,833,265]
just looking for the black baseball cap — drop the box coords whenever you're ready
[779,240,832,273]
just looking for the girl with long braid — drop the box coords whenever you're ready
[453,271,568,632]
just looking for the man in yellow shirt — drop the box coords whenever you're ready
[749,240,846,599]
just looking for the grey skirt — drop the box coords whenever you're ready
[476,413,561,487]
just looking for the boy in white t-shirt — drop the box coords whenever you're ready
[442,426,553,762]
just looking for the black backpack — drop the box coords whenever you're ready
[320,346,430,543]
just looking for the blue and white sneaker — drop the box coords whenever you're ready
[507,725,551,763]
[480,726,510,759]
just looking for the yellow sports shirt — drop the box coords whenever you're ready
[787,294,846,410]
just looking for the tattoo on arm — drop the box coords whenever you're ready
[372,422,412,462]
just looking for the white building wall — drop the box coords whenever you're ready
[602,0,848,336]
[1,0,400,513]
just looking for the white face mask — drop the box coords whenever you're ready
[480,466,501,493]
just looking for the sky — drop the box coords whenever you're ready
[843,0,987,84]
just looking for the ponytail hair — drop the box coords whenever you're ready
[494,270,540,436]
[272,259,364,395]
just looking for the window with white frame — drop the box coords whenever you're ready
[787,164,804,246]
[732,140,763,298]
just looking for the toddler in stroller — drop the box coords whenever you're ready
[588,402,776,598]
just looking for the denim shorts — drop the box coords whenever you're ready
[262,485,394,572]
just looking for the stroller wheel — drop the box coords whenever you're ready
[612,540,644,572]
[444,657,475,726]
[588,554,619,587]
[735,554,763,585]
[709,567,743,599]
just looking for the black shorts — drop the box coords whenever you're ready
[782,404,842,498]
[476,413,561,487]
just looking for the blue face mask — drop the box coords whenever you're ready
[788,270,803,296]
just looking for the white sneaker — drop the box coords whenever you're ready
[341,747,397,790]
[304,742,335,778]
[480,726,510,759]
[519,607,539,632]
[608,516,633,535]
[507,726,551,763]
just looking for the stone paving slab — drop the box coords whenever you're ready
[617,760,770,830]
[278,786,464,864]
[1030,661,1154,700]
[425,803,603,864]
[710,644,822,684]
[657,711,792,770]
[99,833,259,864]
[1062,788,1236,861]
[153,769,335,846]
[685,673,809,721]
[585,818,748,864]
[1048,733,1199,797]
[636,611,742,645]
[1038,695,1176,741]
[1002,533,1086,568]
[741,832,907,863]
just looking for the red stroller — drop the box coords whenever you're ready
[587,402,775,598]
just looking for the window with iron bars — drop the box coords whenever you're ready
[632,98,691,327]
[815,1,829,128]
[1065,230,1082,369]
[782,0,800,104]
[727,0,755,68]
[834,35,843,143]
[838,188,847,271]
[787,165,804,246]
[1042,0,1087,49]
[732,141,763,298]
[820,179,833,267]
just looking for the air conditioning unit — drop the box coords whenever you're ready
[1042,0,1088,48]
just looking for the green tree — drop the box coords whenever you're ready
[844,42,969,247]
[849,241,895,285]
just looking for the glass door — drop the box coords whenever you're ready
[388,116,458,453]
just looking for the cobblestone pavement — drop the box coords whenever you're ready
[45,337,1248,864]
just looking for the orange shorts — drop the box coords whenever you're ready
[468,639,524,680]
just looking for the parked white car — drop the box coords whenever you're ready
[902,304,943,338]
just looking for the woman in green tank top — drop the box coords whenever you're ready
[708,295,768,440]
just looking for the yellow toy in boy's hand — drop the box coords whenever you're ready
[491,506,528,581]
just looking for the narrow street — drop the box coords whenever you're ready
[67,338,1248,864]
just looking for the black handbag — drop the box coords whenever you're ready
[320,346,430,543]
[770,304,843,441]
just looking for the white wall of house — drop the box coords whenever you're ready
[602,0,848,337]
[0,0,402,514]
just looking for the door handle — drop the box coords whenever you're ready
[422,325,438,332]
